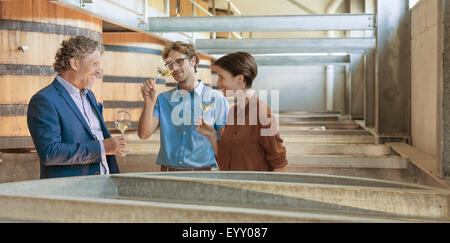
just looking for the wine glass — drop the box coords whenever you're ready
[156,59,173,78]
[201,101,215,112]
[115,110,130,155]
[201,93,215,118]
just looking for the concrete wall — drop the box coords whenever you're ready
[252,65,346,112]
[411,0,440,159]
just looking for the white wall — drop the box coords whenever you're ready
[252,65,346,112]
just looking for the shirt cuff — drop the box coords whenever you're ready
[99,139,107,162]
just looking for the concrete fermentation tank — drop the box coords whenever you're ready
[0,172,449,222]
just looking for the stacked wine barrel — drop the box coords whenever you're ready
[0,0,102,149]
[102,33,167,131]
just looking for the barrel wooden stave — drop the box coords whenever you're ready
[102,33,167,129]
[0,0,102,32]
[0,0,102,148]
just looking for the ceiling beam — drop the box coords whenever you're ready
[48,0,193,43]
[146,14,375,32]
[196,38,376,54]
[254,55,350,66]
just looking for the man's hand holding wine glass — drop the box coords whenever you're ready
[141,78,157,104]
[103,136,127,157]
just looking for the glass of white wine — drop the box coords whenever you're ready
[156,59,173,78]
[201,102,215,112]
[201,93,215,118]
[115,110,130,155]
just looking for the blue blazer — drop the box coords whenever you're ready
[27,79,120,178]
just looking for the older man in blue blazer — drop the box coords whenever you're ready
[27,36,126,179]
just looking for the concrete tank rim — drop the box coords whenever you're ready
[0,193,416,223]
[110,171,450,194]
[0,171,449,195]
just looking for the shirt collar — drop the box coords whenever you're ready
[194,80,204,96]
[175,80,204,96]
[56,75,88,96]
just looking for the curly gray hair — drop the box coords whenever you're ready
[53,36,103,74]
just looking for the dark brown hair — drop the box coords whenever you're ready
[53,36,103,74]
[162,41,200,73]
[213,52,257,88]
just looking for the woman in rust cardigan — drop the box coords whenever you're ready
[196,52,288,172]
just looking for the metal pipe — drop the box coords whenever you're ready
[175,0,180,16]
[164,0,170,16]
[227,1,231,39]
[326,65,335,111]
[189,0,213,16]
[142,0,148,23]
[104,0,142,16]
[232,32,242,39]
[191,0,196,43]
[212,0,216,39]
[227,0,241,15]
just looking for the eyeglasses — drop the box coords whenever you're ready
[164,57,189,69]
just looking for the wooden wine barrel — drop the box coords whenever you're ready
[102,33,167,131]
[0,0,102,149]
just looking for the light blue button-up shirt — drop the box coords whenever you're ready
[153,81,228,169]
[56,76,109,174]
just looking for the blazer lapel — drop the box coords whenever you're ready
[52,79,96,138]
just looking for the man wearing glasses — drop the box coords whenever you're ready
[138,41,228,171]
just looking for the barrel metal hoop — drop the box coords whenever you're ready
[0,104,28,116]
[103,76,166,84]
[0,19,102,42]
[104,45,162,55]
[102,101,144,109]
[0,64,55,76]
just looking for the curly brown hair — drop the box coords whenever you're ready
[53,36,104,74]
[162,41,199,73]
